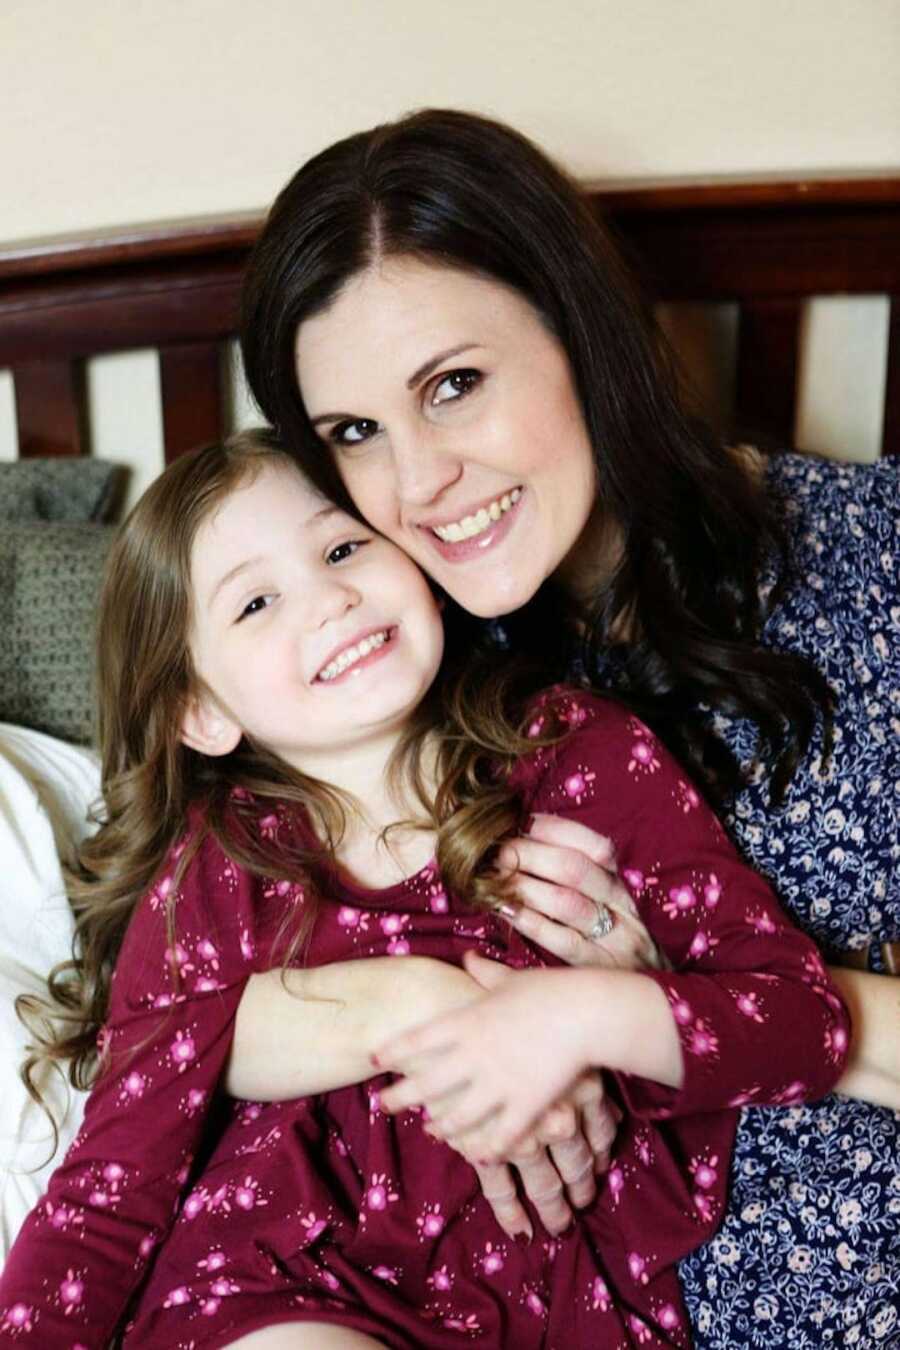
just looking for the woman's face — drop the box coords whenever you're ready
[295,258,598,618]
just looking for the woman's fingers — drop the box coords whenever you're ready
[578,1076,621,1171]
[502,892,602,966]
[527,813,619,868]
[547,1132,596,1210]
[498,838,638,922]
[506,1147,572,1235]
[470,1161,533,1241]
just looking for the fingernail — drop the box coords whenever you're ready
[497,902,518,921]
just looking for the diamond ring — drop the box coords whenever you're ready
[588,903,614,943]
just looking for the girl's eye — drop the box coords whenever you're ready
[432,368,481,406]
[237,594,273,622]
[328,417,380,448]
[326,540,368,565]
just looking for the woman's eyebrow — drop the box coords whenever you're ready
[308,343,482,427]
[405,343,480,389]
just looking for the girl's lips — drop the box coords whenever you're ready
[423,489,525,563]
[314,627,398,686]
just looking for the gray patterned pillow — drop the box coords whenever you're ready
[0,459,120,523]
[0,524,114,743]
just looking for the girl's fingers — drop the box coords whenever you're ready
[373,1019,454,1072]
[462,950,514,990]
[378,1064,468,1115]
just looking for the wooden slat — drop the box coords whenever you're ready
[883,297,900,458]
[734,300,802,447]
[0,262,242,367]
[12,359,85,457]
[159,341,223,461]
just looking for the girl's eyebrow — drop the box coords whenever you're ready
[208,507,341,603]
[308,343,481,427]
[209,556,264,606]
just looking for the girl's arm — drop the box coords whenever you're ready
[828,966,900,1110]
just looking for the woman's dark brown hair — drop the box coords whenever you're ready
[241,107,831,802]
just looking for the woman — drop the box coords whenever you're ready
[239,110,899,1346]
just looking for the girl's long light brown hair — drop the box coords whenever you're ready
[19,430,572,1146]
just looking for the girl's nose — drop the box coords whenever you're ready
[309,577,361,628]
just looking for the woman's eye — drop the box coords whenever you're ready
[432,369,481,406]
[326,540,368,565]
[237,595,273,622]
[329,418,380,447]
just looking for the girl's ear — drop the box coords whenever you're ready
[180,691,242,757]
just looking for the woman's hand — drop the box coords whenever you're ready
[497,813,664,971]
[464,1070,620,1239]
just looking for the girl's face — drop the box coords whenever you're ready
[185,461,444,774]
[296,258,598,618]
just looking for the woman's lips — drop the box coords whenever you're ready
[423,488,525,563]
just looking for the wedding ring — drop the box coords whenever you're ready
[588,902,614,943]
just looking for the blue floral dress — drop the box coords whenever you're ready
[595,453,899,1347]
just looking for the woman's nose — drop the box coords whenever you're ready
[391,432,463,507]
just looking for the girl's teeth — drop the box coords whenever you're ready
[318,630,389,682]
[433,488,522,543]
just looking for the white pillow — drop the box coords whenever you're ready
[0,724,99,1257]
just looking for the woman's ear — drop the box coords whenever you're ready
[180,691,242,757]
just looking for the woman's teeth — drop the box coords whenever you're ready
[317,630,390,682]
[432,488,522,543]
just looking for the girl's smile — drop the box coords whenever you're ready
[296,258,597,618]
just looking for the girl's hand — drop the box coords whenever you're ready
[375,959,592,1161]
[497,813,665,971]
[443,955,621,1239]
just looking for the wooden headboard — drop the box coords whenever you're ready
[1,174,898,465]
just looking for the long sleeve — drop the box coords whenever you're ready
[0,825,269,1346]
[523,691,851,1119]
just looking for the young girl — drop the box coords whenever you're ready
[0,434,849,1350]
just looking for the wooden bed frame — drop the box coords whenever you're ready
[0,173,898,464]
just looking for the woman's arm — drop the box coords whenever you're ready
[225,956,479,1099]
[828,966,900,1110]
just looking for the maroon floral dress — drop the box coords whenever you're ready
[0,693,849,1349]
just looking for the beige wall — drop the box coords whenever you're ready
[1,0,898,494]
